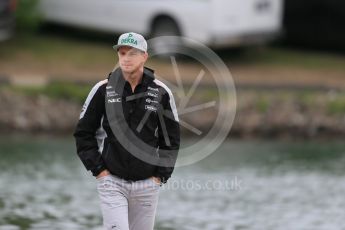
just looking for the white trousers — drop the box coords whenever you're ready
[96,174,161,230]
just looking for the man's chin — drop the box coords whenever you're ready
[121,66,141,75]
[121,67,134,73]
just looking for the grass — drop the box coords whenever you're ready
[327,98,345,115]
[235,89,345,116]
[1,28,345,110]
[0,32,117,68]
[2,75,345,117]
[255,96,269,113]
[222,47,345,71]
[2,81,92,104]
[2,30,345,73]
[4,81,345,116]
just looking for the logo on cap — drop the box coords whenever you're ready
[120,33,138,46]
[114,32,147,52]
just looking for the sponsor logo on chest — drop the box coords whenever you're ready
[147,92,158,98]
[146,98,159,104]
[145,105,157,112]
[106,90,119,98]
[147,86,159,92]
[108,98,122,103]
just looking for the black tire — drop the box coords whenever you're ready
[150,17,181,38]
[149,17,182,58]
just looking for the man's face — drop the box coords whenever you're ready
[118,46,148,74]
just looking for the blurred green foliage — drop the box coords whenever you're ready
[3,81,91,104]
[255,96,269,113]
[231,48,345,71]
[15,0,42,32]
[327,98,345,115]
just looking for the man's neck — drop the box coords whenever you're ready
[122,67,144,92]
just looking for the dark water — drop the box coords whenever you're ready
[0,136,345,230]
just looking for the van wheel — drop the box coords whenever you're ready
[149,17,182,57]
[151,17,181,38]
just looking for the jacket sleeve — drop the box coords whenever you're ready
[73,81,107,177]
[154,89,180,183]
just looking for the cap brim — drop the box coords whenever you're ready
[113,44,146,52]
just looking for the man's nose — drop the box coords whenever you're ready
[123,54,131,61]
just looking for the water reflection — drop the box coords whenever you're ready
[0,136,345,229]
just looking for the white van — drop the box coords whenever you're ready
[39,0,283,48]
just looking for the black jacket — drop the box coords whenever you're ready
[73,67,180,183]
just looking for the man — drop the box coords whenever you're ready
[73,32,180,230]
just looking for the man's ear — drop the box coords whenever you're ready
[143,52,149,61]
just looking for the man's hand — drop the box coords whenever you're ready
[96,170,110,179]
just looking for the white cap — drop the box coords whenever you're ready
[113,32,147,52]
